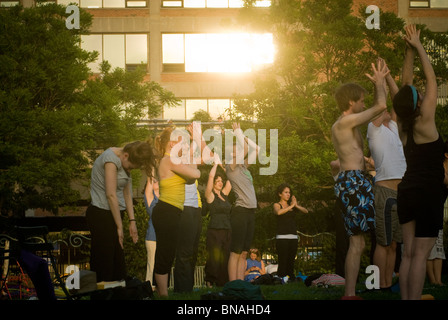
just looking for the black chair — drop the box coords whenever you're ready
[0,226,72,300]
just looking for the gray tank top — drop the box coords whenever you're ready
[225,164,257,209]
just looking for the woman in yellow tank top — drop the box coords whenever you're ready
[158,173,186,210]
[152,126,201,297]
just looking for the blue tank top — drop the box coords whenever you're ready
[244,259,262,282]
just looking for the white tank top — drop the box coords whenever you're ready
[367,120,407,182]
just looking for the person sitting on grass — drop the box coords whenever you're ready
[244,248,266,282]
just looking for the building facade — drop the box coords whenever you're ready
[3,0,447,121]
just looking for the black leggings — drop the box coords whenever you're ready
[86,205,126,282]
[152,200,182,275]
[276,238,298,279]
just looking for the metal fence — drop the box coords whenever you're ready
[2,228,338,293]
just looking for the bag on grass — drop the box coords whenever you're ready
[91,277,154,300]
[222,280,263,300]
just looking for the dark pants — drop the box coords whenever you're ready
[174,206,202,293]
[153,201,182,275]
[276,238,298,279]
[86,205,126,282]
[230,206,255,253]
[205,228,231,286]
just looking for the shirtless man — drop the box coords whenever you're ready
[332,60,389,299]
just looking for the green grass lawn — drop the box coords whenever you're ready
[163,275,448,301]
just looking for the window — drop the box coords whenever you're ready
[163,99,233,120]
[430,0,448,8]
[162,33,274,73]
[126,1,147,7]
[81,34,102,72]
[162,0,270,8]
[80,0,101,7]
[186,99,208,119]
[410,0,448,8]
[0,1,20,7]
[103,0,125,7]
[409,0,429,7]
[56,0,147,8]
[184,0,206,7]
[104,35,125,69]
[208,99,231,119]
[81,34,148,73]
[164,100,186,120]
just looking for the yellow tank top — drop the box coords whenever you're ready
[159,174,186,210]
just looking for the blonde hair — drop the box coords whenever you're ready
[154,126,176,159]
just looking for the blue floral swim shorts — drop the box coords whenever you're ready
[334,170,375,237]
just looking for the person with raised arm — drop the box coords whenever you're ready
[152,127,201,297]
[392,25,446,300]
[204,154,232,287]
[367,58,407,291]
[226,123,260,281]
[332,59,389,299]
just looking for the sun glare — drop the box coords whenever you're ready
[184,33,274,73]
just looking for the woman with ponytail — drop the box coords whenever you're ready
[151,126,201,297]
[392,25,445,300]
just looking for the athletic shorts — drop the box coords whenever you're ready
[334,170,375,237]
[374,184,402,246]
[230,206,255,254]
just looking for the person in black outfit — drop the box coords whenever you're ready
[204,161,232,287]
[273,183,308,280]
[393,25,446,300]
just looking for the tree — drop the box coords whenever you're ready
[230,0,448,236]
[233,0,369,204]
[80,61,179,152]
[0,3,178,216]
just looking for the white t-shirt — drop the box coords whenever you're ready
[367,120,407,182]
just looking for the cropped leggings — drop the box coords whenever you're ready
[152,200,182,275]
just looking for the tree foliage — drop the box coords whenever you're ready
[0,4,178,216]
[230,0,448,235]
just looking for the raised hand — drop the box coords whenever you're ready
[365,58,390,84]
[404,24,422,49]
